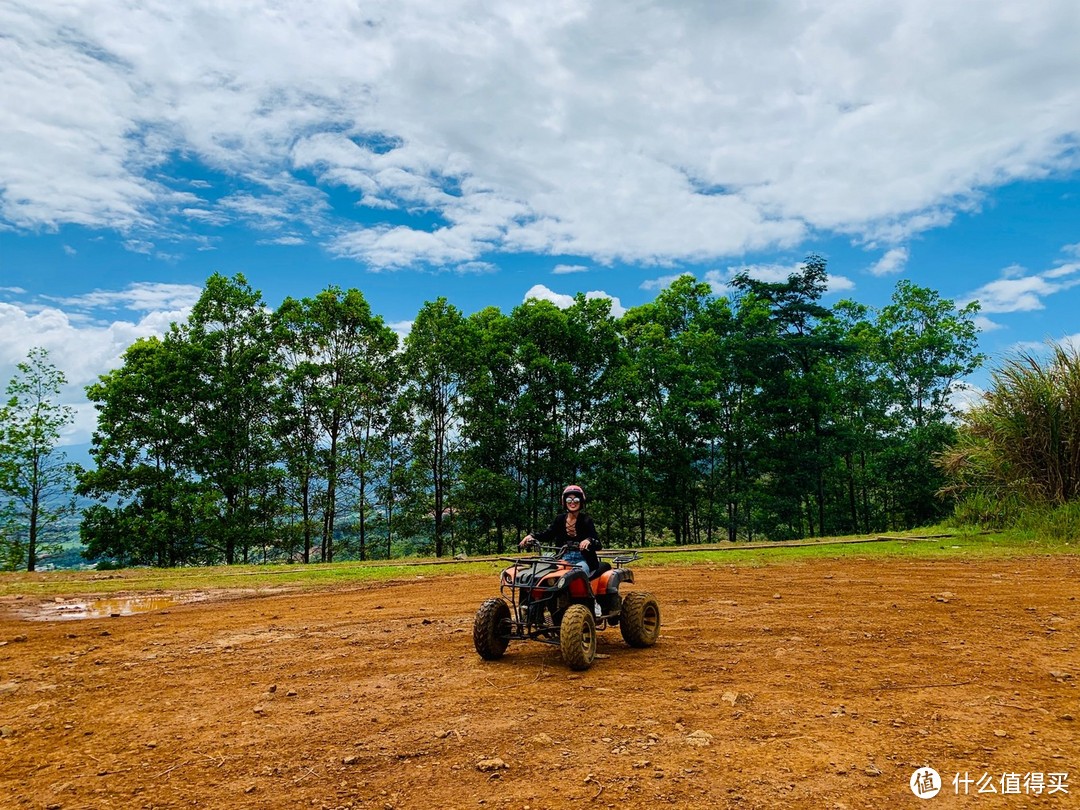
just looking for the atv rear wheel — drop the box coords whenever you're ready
[559,604,597,670]
[473,597,511,660]
[620,591,661,648]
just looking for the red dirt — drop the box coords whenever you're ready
[1,555,1077,809]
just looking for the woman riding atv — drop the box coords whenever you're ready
[519,484,602,575]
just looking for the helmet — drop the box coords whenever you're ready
[562,484,586,505]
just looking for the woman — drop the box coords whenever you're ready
[520,484,602,575]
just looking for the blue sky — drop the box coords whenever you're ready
[2,0,1080,448]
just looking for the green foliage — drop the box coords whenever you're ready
[0,348,77,571]
[70,261,986,566]
[940,344,1080,529]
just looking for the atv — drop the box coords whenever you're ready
[472,541,660,670]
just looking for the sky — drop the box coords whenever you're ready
[2,0,1080,450]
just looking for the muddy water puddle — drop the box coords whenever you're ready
[29,593,209,621]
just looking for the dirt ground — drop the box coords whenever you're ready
[1,555,1077,810]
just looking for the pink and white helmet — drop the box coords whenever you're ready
[562,484,586,505]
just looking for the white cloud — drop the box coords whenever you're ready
[3,1,1079,269]
[523,284,626,318]
[972,315,1003,333]
[46,282,204,312]
[962,262,1080,313]
[1058,333,1080,353]
[0,282,202,446]
[868,247,909,277]
[640,273,693,292]
[386,320,414,343]
[553,264,589,275]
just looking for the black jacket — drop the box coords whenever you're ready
[533,512,602,572]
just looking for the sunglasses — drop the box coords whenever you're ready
[565,496,581,503]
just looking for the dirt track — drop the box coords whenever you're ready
[1,555,1078,809]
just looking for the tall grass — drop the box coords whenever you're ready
[939,343,1080,528]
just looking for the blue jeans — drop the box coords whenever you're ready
[560,549,591,575]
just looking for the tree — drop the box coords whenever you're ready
[870,281,984,527]
[730,257,841,539]
[620,276,718,544]
[183,274,280,564]
[402,299,468,557]
[79,274,281,566]
[274,287,398,562]
[0,348,77,571]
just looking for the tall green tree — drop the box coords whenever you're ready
[621,276,718,544]
[183,274,279,563]
[402,299,468,557]
[0,348,77,571]
[457,307,522,552]
[730,256,844,539]
[870,281,983,527]
[79,337,209,566]
[274,287,398,562]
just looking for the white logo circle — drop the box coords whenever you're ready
[910,767,942,799]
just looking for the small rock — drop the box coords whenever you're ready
[476,758,508,772]
[685,730,713,746]
[773,593,782,599]
[267,684,277,694]
[12,635,27,643]
[253,704,268,715]
[0,726,15,739]
[286,689,297,697]
[932,592,956,603]
[530,733,554,746]
[864,764,882,777]
[343,755,360,765]
[994,729,1008,738]
[721,691,739,706]
[1049,670,1073,681]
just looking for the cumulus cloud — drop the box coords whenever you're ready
[2,1,1079,270]
[962,261,1080,313]
[46,282,203,312]
[640,273,693,292]
[868,247,909,277]
[553,264,589,275]
[0,283,201,444]
[523,284,627,318]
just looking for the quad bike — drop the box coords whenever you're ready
[472,541,661,671]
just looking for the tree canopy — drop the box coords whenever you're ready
[64,261,985,566]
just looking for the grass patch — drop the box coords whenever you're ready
[0,529,1075,599]
[0,558,496,599]
[639,530,1077,568]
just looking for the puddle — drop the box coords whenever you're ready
[29,593,208,621]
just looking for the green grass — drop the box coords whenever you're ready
[639,530,1076,568]
[0,529,1075,598]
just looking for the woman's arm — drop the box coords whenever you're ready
[530,514,565,544]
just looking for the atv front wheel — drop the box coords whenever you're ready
[559,604,597,670]
[620,591,661,648]
[473,598,511,660]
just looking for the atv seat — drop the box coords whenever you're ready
[590,561,612,579]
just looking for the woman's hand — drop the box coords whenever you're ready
[519,534,535,549]
[579,539,591,551]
